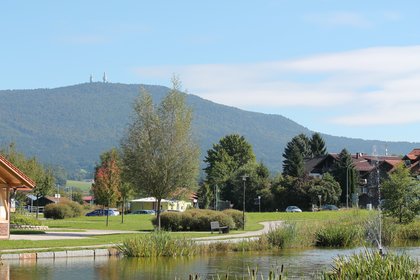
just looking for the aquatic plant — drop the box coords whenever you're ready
[118,231,199,257]
[265,222,297,249]
[315,222,361,247]
[322,250,419,279]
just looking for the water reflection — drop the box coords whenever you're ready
[3,247,420,280]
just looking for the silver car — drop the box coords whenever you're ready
[285,206,302,213]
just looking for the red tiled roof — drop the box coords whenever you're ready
[0,154,35,189]
[408,149,420,157]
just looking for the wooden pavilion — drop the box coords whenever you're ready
[0,155,35,239]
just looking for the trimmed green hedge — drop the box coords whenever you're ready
[153,209,235,231]
[10,213,42,226]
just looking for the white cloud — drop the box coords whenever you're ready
[133,45,420,126]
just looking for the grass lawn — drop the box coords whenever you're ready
[0,232,210,251]
[3,209,374,252]
[66,180,92,193]
[43,214,156,231]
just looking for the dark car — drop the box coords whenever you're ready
[85,209,120,216]
[321,204,339,211]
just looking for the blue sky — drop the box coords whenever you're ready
[2,1,420,143]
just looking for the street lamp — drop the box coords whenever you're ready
[241,174,248,230]
[346,166,350,208]
[258,196,261,213]
[318,194,322,211]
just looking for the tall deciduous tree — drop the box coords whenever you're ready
[121,78,200,230]
[92,148,121,226]
[382,163,420,223]
[308,172,341,206]
[310,132,327,157]
[204,134,256,204]
[1,143,55,217]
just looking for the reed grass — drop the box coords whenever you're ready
[118,231,199,257]
[322,250,419,279]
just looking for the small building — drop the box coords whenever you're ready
[130,197,192,212]
[0,155,35,239]
[82,195,94,205]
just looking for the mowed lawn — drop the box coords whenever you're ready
[66,180,92,193]
[1,210,374,251]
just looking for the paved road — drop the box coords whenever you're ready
[9,229,142,240]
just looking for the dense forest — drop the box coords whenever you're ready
[0,82,418,178]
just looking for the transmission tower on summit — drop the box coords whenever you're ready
[103,72,108,83]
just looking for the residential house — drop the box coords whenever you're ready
[0,155,35,239]
[130,197,192,213]
[305,152,403,208]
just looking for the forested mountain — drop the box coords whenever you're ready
[0,82,418,178]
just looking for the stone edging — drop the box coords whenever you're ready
[0,248,120,260]
[10,225,49,231]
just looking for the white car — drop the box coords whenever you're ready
[285,206,302,213]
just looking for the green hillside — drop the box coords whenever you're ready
[0,82,418,177]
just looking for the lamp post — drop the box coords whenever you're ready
[346,166,350,208]
[258,196,261,213]
[241,174,248,230]
[318,194,322,211]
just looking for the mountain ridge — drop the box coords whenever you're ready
[0,82,417,177]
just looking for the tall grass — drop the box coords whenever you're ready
[185,266,287,280]
[265,223,297,249]
[118,231,199,257]
[315,222,362,247]
[322,250,419,279]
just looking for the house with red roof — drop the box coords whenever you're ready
[0,155,35,239]
[305,152,403,208]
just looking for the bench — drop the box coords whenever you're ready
[210,221,229,234]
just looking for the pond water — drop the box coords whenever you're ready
[2,247,420,280]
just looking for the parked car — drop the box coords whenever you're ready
[321,204,339,211]
[130,210,155,215]
[285,206,302,213]
[85,208,120,216]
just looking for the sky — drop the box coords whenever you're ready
[1,1,420,142]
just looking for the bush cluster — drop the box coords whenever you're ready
[153,209,236,231]
[222,209,244,229]
[44,201,83,219]
[10,213,42,226]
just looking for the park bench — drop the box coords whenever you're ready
[210,221,229,234]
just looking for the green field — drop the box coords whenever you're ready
[65,180,92,193]
[0,210,375,252]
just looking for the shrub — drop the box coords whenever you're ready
[10,213,41,226]
[65,201,83,218]
[153,209,234,231]
[223,209,244,229]
[398,222,420,241]
[44,203,71,219]
[322,250,419,279]
[315,222,361,247]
